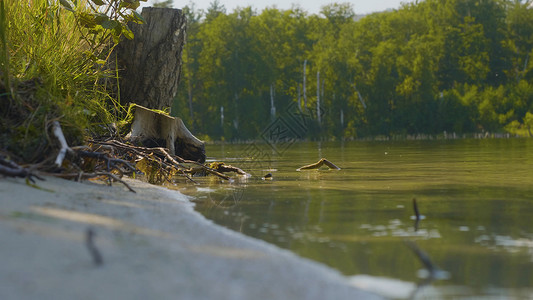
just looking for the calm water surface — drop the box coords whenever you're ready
[177,139,533,299]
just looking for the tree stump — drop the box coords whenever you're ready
[116,7,205,163]
[116,8,206,163]
[126,105,206,163]
[116,7,186,111]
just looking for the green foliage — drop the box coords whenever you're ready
[152,0,173,8]
[0,0,143,162]
[58,0,145,46]
[175,0,533,140]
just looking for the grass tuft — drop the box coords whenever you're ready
[0,0,125,162]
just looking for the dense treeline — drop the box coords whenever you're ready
[172,0,533,140]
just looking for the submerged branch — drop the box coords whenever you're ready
[413,198,421,231]
[405,240,437,274]
[413,198,420,221]
[207,162,247,176]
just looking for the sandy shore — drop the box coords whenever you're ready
[0,176,381,300]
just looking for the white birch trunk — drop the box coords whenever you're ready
[187,81,194,128]
[233,93,239,129]
[220,106,224,127]
[270,83,276,120]
[303,60,307,108]
[317,71,321,125]
[297,85,301,112]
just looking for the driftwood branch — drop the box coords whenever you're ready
[207,162,247,176]
[53,121,73,167]
[296,158,341,171]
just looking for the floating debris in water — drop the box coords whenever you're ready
[262,173,273,180]
[459,226,470,232]
[296,158,341,171]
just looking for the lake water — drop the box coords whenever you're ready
[177,139,533,299]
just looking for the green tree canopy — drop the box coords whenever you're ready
[174,0,533,140]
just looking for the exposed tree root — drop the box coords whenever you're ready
[2,120,248,192]
[92,140,231,181]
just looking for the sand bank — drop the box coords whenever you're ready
[0,176,380,299]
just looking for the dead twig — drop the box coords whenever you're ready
[85,227,103,266]
[76,150,137,175]
[0,156,44,183]
[41,171,136,193]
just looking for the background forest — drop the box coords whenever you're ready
[171,0,533,140]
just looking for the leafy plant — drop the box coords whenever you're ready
[0,0,148,162]
[59,0,145,58]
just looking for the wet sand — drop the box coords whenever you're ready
[0,176,381,300]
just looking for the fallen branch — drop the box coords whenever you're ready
[0,156,44,183]
[296,158,341,171]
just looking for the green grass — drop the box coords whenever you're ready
[0,0,124,162]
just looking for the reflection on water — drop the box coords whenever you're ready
[178,139,533,299]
